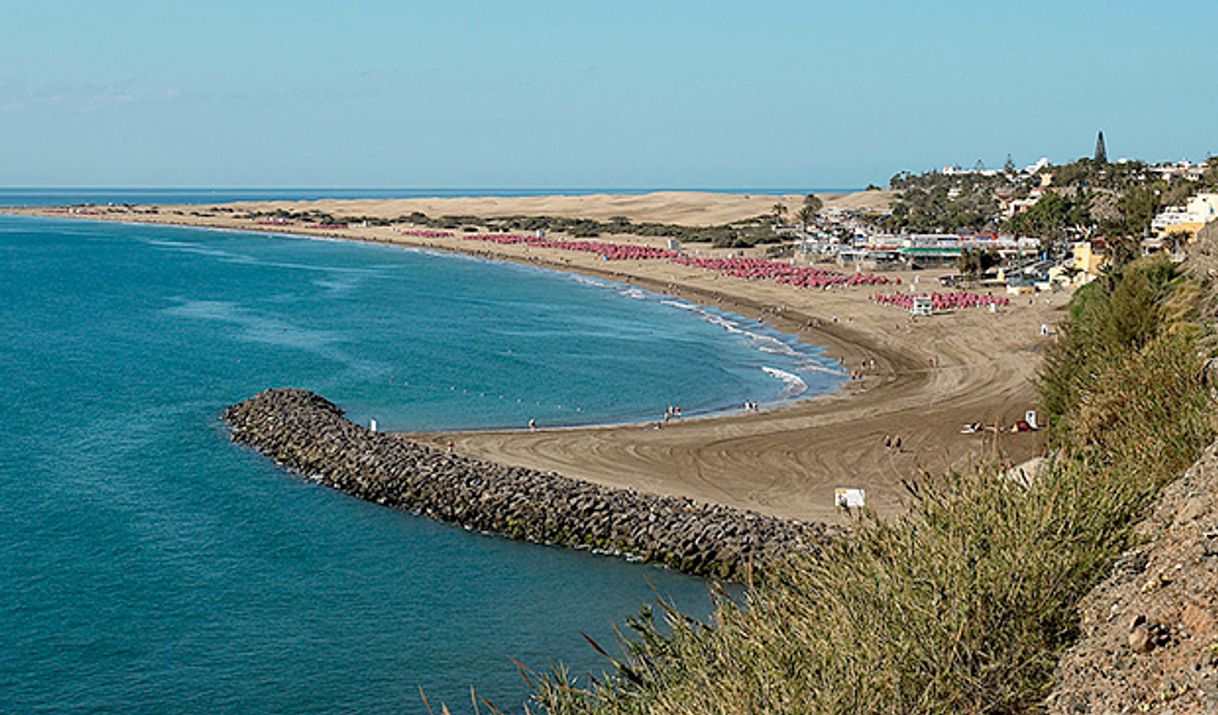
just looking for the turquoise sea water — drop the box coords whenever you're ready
[0,215,843,713]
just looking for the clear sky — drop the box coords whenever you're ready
[2,0,1215,189]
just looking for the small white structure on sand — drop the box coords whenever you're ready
[911,296,933,316]
[835,488,866,508]
[667,238,681,251]
[369,418,378,432]
[1025,410,1038,430]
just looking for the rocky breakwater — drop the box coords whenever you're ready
[223,388,837,580]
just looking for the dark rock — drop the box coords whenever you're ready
[222,388,839,580]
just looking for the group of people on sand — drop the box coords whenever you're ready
[848,356,879,381]
[960,419,1038,435]
[742,400,760,413]
[883,434,904,452]
[648,405,688,430]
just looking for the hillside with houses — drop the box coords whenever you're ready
[786,135,1217,294]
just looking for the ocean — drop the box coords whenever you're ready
[0,187,860,208]
[0,212,843,712]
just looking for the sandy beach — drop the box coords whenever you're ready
[2,191,1065,523]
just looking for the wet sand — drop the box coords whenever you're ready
[2,192,1065,523]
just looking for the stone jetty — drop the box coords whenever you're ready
[223,388,837,580]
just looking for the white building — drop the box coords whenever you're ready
[1148,160,1209,182]
[941,165,1002,177]
[1024,157,1051,174]
[1151,192,1218,237]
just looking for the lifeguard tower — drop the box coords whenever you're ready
[911,295,933,316]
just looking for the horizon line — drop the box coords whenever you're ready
[0,185,866,192]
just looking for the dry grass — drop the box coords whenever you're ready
[511,256,1214,714]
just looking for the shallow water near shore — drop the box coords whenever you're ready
[0,215,841,712]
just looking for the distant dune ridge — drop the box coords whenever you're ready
[0,190,1056,524]
[215,190,896,227]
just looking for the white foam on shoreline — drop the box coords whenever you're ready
[569,273,648,300]
[662,299,812,362]
[760,366,808,398]
[568,274,609,288]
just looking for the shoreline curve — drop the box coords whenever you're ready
[0,200,1060,523]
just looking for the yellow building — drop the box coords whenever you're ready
[1072,241,1105,276]
[1152,193,1218,241]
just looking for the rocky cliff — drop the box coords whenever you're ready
[1048,442,1218,713]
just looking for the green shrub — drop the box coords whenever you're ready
[1039,255,1187,439]
[517,256,1214,714]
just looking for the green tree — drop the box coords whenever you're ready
[771,202,787,224]
[957,248,982,279]
[1104,184,1163,238]
[1006,192,1090,253]
[956,247,1000,280]
[796,206,817,234]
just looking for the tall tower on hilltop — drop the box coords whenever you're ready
[1094,130,1108,164]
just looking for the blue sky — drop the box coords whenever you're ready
[2,0,1215,188]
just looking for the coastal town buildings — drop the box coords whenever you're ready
[1072,240,1105,277]
[1147,160,1210,182]
[1151,192,1218,239]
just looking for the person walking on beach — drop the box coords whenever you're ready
[528,418,536,432]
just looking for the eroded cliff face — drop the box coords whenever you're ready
[222,388,838,581]
[1048,442,1218,713]
[1184,220,1218,283]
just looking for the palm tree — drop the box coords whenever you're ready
[771,202,788,225]
[803,193,823,214]
[796,205,817,235]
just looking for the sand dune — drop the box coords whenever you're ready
[214,190,895,227]
[3,190,1056,525]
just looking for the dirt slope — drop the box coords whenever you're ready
[1048,442,1218,713]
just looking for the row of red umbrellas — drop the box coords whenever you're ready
[670,256,895,288]
[872,291,1010,311]
[462,233,679,260]
[415,230,898,291]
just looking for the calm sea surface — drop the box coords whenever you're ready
[0,214,842,712]
[0,187,860,208]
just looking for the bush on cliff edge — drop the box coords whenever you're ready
[519,255,1215,714]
